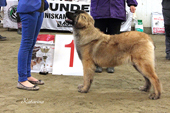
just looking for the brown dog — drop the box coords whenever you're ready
[65,10,161,100]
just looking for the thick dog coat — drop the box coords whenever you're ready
[65,10,161,100]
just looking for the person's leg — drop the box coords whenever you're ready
[0,6,1,19]
[94,19,108,73]
[164,24,170,59]
[17,0,22,34]
[18,12,40,83]
[108,18,122,35]
[18,12,45,89]
[106,18,122,73]
[94,19,107,34]
[162,9,170,59]
[0,35,6,41]
[27,12,44,79]
[17,12,22,34]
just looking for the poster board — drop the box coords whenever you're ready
[151,12,165,34]
[31,34,55,73]
[52,34,83,76]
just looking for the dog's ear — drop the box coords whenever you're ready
[75,14,94,29]
[88,16,94,25]
[75,14,88,29]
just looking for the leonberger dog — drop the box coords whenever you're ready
[65,10,161,100]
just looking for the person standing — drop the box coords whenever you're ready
[17,0,49,91]
[162,0,170,60]
[16,0,22,34]
[0,35,6,41]
[90,0,138,73]
[0,0,7,41]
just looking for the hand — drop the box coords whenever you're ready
[130,6,136,13]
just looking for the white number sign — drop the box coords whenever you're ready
[52,34,83,76]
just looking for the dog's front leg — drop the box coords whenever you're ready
[78,60,95,93]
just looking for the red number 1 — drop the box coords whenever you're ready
[65,40,74,67]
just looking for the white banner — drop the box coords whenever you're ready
[3,0,132,32]
[3,0,18,29]
[41,1,90,31]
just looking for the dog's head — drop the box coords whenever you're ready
[65,10,94,29]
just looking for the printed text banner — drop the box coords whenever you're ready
[41,0,90,31]
[3,0,132,32]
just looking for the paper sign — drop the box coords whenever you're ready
[151,12,165,34]
[52,34,83,76]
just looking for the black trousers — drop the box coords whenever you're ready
[17,0,21,23]
[165,24,170,54]
[94,18,122,35]
[17,13,21,23]
[163,9,170,54]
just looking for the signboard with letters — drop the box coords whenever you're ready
[3,0,132,32]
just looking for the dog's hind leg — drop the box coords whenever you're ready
[133,64,151,92]
[132,60,161,100]
[78,59,95,93]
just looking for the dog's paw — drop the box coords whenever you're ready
[78,84,83,89]
[149,93,160,100]
[77,84,88,93]
[139,86,149,92]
